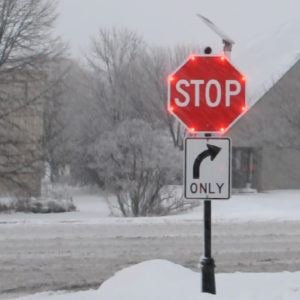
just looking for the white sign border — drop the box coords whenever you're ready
[184,137,232,200]
[167,55,247,134]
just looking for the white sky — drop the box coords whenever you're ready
[57,0,217,56]
[56,0,299,57]
[57,0,300,105]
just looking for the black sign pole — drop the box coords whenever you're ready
[198,134,216,294]
[201,199,216,294]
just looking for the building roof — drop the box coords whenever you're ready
[197,0,300,107]
[228,59,300,147]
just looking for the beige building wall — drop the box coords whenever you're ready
[228,59,300,191]
[260,146,300,190]
[0,80,44,197]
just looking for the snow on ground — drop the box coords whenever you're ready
[1,187,300,224]
[11,260,300,300]
[1,188,300,299]
[211,190,300,222]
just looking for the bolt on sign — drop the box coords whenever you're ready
[185,137,231,199]
[168,55,246,134]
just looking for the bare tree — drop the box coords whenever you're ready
[87,28,203,149]
[0,0,63,81]
[69,28,149,184]
[87,28,146,128]
[142,45,204,149]
[57,61,108,185]
[0,0,65,196]
[71,28,203,215]
[88,119,184,217]
[42,60,73,182]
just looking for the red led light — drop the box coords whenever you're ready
[220,127,225,133]
[241,106,246,111]
[169,106,174,112]
[220,56,226,61]
[241,76,246,81]
[190,127,195,133]
[191,55,195,61]
[169,76,175,82]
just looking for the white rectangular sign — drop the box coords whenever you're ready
[184,137,231,199]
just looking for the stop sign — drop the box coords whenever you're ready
[168,56,246,133]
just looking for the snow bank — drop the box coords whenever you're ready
[13,260,300,300]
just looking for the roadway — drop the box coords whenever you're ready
[1,221,300,298]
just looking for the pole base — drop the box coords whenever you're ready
[201,256,216,294]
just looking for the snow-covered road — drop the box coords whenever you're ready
[1,220,300,299]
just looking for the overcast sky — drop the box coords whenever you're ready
[56,0,291,56]
[56,0,299,106]
[57,0,217,57]
[57,0,299,58]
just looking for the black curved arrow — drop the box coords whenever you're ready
[193,144,221,179]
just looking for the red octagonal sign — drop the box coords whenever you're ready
[168,55,246,133]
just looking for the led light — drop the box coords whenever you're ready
[241,76,246,81]
[220,127,225,133]
[220,56,226,61]
[191,55,195,61]
[241,106,246,111]
[169,106,174,112]
[190,127,195,133]
[169,76,175,82]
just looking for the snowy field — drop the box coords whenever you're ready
[11,260,300,300]
[1,187,300,224]
[1,188,300,299]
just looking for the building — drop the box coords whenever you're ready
[0,79,44,198]
[228,59,300,191]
